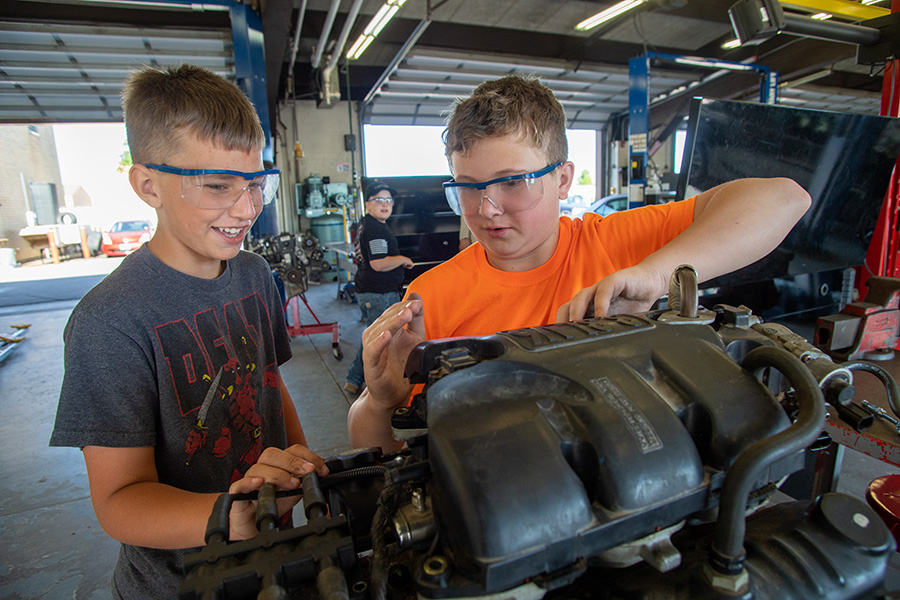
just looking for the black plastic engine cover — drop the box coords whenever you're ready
[408,316,796,594]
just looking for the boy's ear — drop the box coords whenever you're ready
[556,161,576,199]
[128,164,163,209]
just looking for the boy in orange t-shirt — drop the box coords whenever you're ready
[349,74,810,452]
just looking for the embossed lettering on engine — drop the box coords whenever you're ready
[592,376,663,454]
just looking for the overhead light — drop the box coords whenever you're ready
[347,35,375,60]
[347,0,407,60]
[575,0,646,31]
[861,0,881,5]
[721,38,742,49]
[673,56,756,71]
[811,12,832,20]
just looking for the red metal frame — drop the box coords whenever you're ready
[284,294,341,355]
[860,2,900,292]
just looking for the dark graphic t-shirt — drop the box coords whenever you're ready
[353,214,404,293]
[50,245,291,599]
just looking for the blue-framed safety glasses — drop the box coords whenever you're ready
[442,161,563,216]
[144,164,280,210]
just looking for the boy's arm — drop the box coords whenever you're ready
[84,445,326,548]
[83,380,328,549]
[557,177,811,321]
[84,446,228,548]
[370,255,414,271]
[347,294,426,451]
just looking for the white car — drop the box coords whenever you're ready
[561,194,629,219]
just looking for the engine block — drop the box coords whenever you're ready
[180,304,896,600]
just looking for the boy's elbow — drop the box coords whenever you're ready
[776,177,811,217]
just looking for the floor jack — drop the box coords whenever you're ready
[284,294,343,360]
[0,323,31,365]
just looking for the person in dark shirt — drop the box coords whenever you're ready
[343,181,413,395]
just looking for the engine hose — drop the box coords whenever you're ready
[370,472,400,600]
[709,346,825,576]
[320,465,389,488]
[843,360,900,419]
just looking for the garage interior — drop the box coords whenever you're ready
[3,0,900,598]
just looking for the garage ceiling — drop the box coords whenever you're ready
[0,0,893,138]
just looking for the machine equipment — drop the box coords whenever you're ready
[248,232,342,360]
[180,268,897,600]
[297,174,353,218]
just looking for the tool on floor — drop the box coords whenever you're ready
[0,323,30,364]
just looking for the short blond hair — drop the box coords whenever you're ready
[122,64,265,165]
[443,74,568,169]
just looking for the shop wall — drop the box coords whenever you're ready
[0,125,65,263]
[276,99,361,235]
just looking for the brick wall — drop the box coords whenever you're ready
[0,125,65,262]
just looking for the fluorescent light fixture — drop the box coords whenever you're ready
[575,0,645,31]
[862,0,882,4]
[348,0,406,60]
[811,12,832,20]
[364,4,393,36]
[56,0,230,8]
[721,38,742,49]
[371,5,400,37]
[347,34,375,60]
[673,56,755,72]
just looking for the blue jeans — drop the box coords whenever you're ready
[346,291,401,388]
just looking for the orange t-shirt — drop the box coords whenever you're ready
[405,198,696,341]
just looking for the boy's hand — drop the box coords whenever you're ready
[361,294,425,409]
[348,294,426,451]
[557,265,668,321]
[226,445,329,541]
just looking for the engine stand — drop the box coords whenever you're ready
[284,294,343,360]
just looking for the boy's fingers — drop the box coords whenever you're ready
[285,444,330,476]
[555,301,572,323]
[254,448,317,482]
[228,476,263,495]
[563,286,596,321]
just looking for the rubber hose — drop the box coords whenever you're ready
[204,492,234,544]
[843,360,900,419]
[369,473,399,600]
[320,465,389,488]
[710,345,825,573]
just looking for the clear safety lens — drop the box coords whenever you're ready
[182,172,280,210]
[444,176,544,216]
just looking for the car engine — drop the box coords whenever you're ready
[180,268,896,600]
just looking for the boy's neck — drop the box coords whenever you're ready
[146,237,228,280]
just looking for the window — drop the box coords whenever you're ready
[674,129,687,174]
[362,124,597,205]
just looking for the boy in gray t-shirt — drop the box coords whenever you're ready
[50,64,326,599]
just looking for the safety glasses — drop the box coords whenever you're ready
[144,164,280,210]
[442,162,562,216]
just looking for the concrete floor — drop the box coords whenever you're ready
[0,255,899,598]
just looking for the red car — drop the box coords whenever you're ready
[101,220,153,257]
